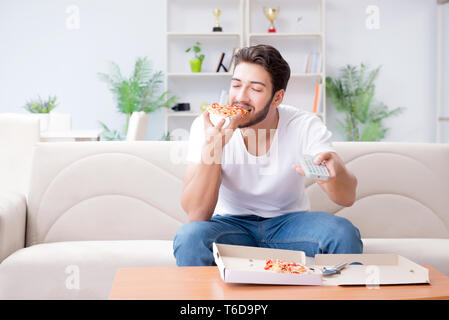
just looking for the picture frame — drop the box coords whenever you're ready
[216,52,228,72]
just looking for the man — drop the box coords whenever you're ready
[173,44,362,266]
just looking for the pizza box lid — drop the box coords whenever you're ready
[314,253,430,286]
[213,243,430,286]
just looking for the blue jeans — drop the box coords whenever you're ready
[173,211,363,266]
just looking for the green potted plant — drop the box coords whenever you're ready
[97,122,125,141]
[326,63,404,141]
[23,95,58,131]
[186,42,205,73]
[161,131,171,141]
[98,57,177,140]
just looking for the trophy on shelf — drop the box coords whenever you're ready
[263,7,279,33]
[212,8,223,32]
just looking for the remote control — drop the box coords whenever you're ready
[298,154,330,181]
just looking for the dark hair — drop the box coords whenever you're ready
[233,44,291,96]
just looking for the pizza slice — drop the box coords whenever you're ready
[264,259,309,274]
[207,102,249,118]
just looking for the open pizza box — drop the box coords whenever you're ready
[213,243,430,286]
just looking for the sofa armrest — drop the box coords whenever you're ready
[0,191,26,263]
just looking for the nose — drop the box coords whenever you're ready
[235,86,250,104]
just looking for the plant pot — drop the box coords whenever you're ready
[48,112,72,131]
[190,59,202,73]
[37,113,50,132]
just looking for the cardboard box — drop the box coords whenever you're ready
[213,243,430,286]
[213,243,322,285]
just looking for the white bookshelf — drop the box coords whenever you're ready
[165,0,326,139]
[165,0,244,137]
[249,33,322,38]
[246,0,326,122]
[166,111,202,117]
[167,32,241,38]
[290,73,323,78]
[167,72,233,77]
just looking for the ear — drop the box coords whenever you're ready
[272,89,285,107]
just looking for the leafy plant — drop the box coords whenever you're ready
[98,121,125,141]
[161,131,172,141]
[185,42,205,62]
[23,96,58,113]
[98,57,177,135]
[326,63,404,141]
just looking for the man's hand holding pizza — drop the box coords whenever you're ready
[201,104,247,164]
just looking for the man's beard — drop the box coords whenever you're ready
[234,95,274,129]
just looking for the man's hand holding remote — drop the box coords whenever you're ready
[293,152,358,207]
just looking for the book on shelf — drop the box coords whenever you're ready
[227,48,240,73]
[304,52,322,74]
[312,83,323,113]
[304,54,312,73]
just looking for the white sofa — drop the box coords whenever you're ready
[0,141,448,299]
[0,114,40,194]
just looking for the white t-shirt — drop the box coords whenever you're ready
[186,104,336,218]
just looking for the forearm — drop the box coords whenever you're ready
[181,144,223,221]
[322,170,357,207]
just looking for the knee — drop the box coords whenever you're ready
[173,221,217,266]
[173,221,209,250]
[331,216,363,253]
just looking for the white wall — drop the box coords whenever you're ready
[326,0,437,142]
[0,0,166,140]
[441,2,449,141]
[0,0,439,142]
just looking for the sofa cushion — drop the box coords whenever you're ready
[363,238,449,276]
[0,240,176,300]
[307,142,449,239]
[26,141,189,246]
[0,191,26,263]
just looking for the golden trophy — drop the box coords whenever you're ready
[212,8,223,32]
[263,7,279,33]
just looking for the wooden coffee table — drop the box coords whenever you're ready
[109,265,449,300]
